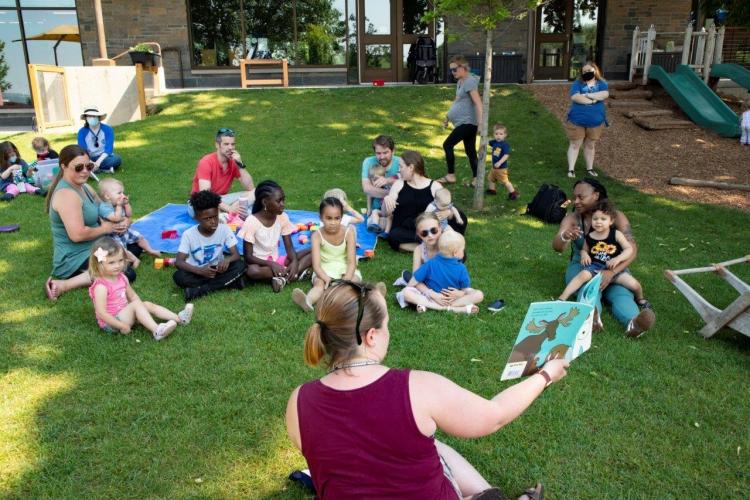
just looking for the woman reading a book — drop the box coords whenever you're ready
[552,178,655,338]
[285,280,568,499]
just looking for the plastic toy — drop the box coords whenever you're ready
[153,257,176,269]
[227,223,238,232]
[310,225,319,232]
[364,249,375,258]
[298,234,309,244]
[161,229,179,239]
[296,223,307,232]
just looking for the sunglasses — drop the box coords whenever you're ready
[217,127,235,136]
[450,66,463,73]
[94,136,99,148]
[72,162,95,173]
[330,279,374,345]
[419,227,439,238]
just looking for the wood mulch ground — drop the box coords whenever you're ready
[525,83,750,212]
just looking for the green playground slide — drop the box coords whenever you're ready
[710,63,750,90]
[648,64,740,137]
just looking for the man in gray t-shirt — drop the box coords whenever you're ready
[438,56,483,187]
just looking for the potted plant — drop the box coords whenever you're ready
[128,43,160,68]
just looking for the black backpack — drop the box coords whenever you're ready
[525,184,568,224]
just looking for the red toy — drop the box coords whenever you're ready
[298,234,309,245]
[373,80,385,86]
[161,229,178,239]
[364,249,375,258]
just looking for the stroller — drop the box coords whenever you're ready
[408,35,438,84]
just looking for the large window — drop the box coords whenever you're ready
[0,0,81,107]
[189,0,349,68]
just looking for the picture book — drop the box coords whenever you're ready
[500,273,602,381]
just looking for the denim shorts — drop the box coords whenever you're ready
[100,315,122,334]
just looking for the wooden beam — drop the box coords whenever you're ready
[669,177,750,192]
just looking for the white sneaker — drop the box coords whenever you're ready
[178,303,194,325]
[153,320,177,341]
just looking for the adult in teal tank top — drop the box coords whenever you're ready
[45,145,130,300]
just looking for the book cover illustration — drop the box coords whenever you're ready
[500,274,601,381]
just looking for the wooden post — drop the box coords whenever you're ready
[629,26,640,82]
[704,25,716,83]
[681,23,693,65]
[642,25,656,85]
[714,26,725,64]
[94,0,107,59]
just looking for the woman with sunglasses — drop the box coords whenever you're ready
[382,150,467,252]
[44,145,134,300]
[77,106,122,174]
[287,280,564,499]
[437,55,482,187]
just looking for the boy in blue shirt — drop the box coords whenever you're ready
[486,123,518,200]
[402,231,483,314]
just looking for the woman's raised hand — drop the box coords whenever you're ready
[542,358,569,383]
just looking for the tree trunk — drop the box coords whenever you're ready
[473,28,493,210]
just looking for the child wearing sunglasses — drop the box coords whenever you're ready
[401,231,483,314]
[292,196,361,312]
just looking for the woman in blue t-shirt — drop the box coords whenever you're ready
[565,62,609,178]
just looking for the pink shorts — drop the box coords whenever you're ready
[266,255,290,266]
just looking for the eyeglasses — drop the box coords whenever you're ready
[73,162,95,173]
[418,227,439,238]
[217,127,235,137]
[330,279,374,345]
[449,66,459,73]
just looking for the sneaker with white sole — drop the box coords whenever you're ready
[625,308,655,338]
[487,299,505,312]
[292,288,313,312]
[153,320,177,341]
[178,303,194,325]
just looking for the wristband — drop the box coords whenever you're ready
[559,232,569,243]
[537,369,552,388]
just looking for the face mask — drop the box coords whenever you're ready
[87,117,100,127]
[8,155,17,164]
[581,71,595,82]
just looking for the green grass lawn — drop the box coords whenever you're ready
[1,85,749,498]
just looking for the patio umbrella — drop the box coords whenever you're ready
[13,24,81,66]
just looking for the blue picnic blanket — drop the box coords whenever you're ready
[131,203,377,257]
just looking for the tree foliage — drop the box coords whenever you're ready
[701,0,750,28]
[0,40,10,92]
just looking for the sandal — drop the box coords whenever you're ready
[567,170,575,178]
[435,175,457,185]
[520,482,544,500]
[586,168,598,177]
[636,298,652,310]
[271,276,287,293]
[44,277,59,301]
[416,304,427,314]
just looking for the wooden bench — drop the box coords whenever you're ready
[240,59,289,88]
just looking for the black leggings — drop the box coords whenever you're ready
[443,124,478,177]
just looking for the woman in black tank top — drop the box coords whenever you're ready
[383,151,467,251]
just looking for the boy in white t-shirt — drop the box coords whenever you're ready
[173,190,247,301]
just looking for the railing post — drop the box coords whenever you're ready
[695,28,706,71]
[681,23,693,65]
[704,24,716,82]
[629,26,640,82]
[642,24,656,85]
[714,26,725,64]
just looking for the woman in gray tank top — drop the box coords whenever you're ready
[438,55,483,187]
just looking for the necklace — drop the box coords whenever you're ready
[328,359,380,373]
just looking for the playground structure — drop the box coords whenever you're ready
[665,256,750,339]
[628,24,749,137]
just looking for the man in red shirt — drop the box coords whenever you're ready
[191,128,254,217]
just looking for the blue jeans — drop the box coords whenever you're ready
[565,261,638,327]
[92,153,122,172]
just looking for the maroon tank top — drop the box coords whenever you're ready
[298,368,459,499]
